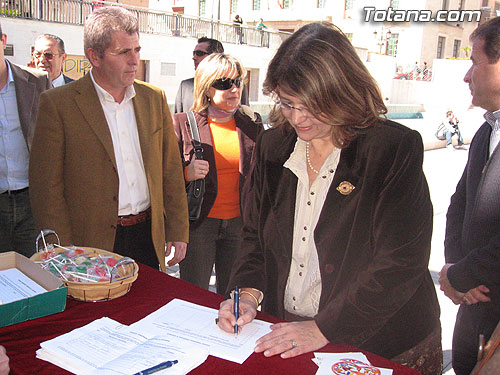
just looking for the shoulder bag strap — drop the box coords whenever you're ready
[187,111,203,160]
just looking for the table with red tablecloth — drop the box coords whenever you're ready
[0,263,420,374]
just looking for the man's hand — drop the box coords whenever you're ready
[439,264,466,304]
[165,242,187,266]
[439,264,491,305]
[463,285,491,305]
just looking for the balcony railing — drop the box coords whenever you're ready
[0,0,290,48]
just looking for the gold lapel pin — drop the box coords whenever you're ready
[336,181,355,195]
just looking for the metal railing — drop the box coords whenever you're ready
[0,0,290,48]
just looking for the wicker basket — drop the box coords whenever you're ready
[31,247,138,302]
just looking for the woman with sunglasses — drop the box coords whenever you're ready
[172,53,263,295]
[217,23,441,374]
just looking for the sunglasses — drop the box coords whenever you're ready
[211,77,243,90]
[33,51,60,60]
[193,50,210,57]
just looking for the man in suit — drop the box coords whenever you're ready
[0,23,52,257]
[174,37,248,113]
[29,6,188,271]
[33,34,74,87]
[439,16,500,375]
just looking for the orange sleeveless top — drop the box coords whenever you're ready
[207,118,240,219]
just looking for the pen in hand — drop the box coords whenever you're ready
[234,286,239,337]
[132,359,178,375]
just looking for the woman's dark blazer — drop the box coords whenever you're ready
[228,119,441,359]
[172,106,263,228]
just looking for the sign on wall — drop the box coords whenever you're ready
[63,55,146,81]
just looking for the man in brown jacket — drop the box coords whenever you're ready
[29,6,188,270]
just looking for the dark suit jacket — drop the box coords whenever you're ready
[29,74,189,271]
[63,74,74,84]
[174,77,249,114]
[9,60,52,150]
[172,106,263,228]
[446,122,500,336]
[228,120,440,359]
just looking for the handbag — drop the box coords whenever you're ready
[185,111,205,222]
[435,122,446,140]
[471,321,500,374]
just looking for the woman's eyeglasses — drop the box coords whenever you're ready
[211,77,243,90]
[277,100,314,118]
[33,51,60,60]
[193,50,210,57]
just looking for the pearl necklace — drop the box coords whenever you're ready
[306,142,319,174]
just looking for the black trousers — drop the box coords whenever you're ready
[453,305,499,375]
[113,218,159,269]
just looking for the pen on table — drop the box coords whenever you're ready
[234,286,239,337]
[132,359,178,375]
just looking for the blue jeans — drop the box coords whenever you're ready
[445,130,464,146]
[0,188,38,257]
[180,216,242,295]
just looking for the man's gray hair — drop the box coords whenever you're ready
[84,6,138,59]
[35,34,66,53]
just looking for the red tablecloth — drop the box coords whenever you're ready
[0,263,420,374]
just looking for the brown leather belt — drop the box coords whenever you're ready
[117,207,151,226]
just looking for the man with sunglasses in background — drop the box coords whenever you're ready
[0,23,52,257]
[33,34,74,87]
[174,37,248,113]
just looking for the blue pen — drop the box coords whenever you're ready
[234,286,239,337]
[132,359,178,375]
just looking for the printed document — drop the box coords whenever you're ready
[37,317,209,375]
[131,298,272,364]
[0,268,47,304]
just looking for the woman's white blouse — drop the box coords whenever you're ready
[283,138,341,317]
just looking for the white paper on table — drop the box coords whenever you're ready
[313,352,393,375]
[130,298,272,364]
[0,268,47,304]
[36,317,209,375]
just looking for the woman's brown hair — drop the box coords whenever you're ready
[263,22,387,148]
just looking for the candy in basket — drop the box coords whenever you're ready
[31,229,139,302]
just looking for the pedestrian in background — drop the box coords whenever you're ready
[233,15,244,44]
[443,110,464,149]
[256,18,269,47]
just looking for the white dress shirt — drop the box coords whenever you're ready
[0,60,29,193]
[51,73,65,88]
[283,138,341,317]
[484,110,500,157]
[90,70,150,216]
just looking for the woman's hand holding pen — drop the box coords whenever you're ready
[255,320,328,359]
[187,158,209,181]
[217,292,258,335]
